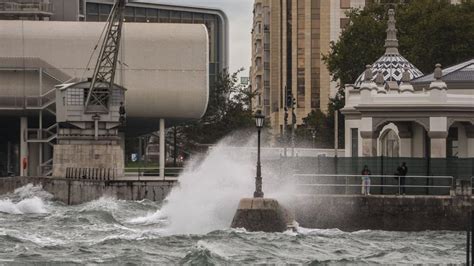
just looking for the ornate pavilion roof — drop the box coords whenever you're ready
[354,9,423,88]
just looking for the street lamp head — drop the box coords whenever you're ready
[255,110,265,129]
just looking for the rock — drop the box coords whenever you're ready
[230,198,289,232]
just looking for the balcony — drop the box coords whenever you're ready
[0,0,53,17]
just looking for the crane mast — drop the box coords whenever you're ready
[85,0,127,113]
[53,0,131,179]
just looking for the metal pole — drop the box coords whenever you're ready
[7,141,11,175]
[284,107,288,157]
[471,210,474,265]
[20,117,28,177]
[173,126,177,167]
[254,128,264,198]
[334,109,338,157]
[291,105,296,157]
[159,119,165,180]
[468,211,471,265]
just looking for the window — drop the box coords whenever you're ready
[66,88,84,106]
[135,7,146,22]
[351,128,359,157]
[340,0,351,8]
[124,7,134,22]
[340,18,350,29]
[146,9,157,22]
[158,10,170,23]
[99,4,111,22]
[86,3,98,21]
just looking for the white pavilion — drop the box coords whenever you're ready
[342,9,474,159]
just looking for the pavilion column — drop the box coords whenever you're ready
[361,131,378,157]
[397,122,412,157]
[360,117,377,157]
[466,125,474,158]
[429,117,448,158]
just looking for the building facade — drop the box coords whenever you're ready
[0,0,228,87]
[342,9,474,159]
[250,0,366,137]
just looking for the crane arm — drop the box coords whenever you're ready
[85,0,128,113]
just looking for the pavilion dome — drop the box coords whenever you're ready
[354,9,423,88]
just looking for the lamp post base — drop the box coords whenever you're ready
[230,198,292,232]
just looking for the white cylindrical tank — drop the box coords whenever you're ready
[0,21,209,120]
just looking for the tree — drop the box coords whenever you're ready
[315,0,474,149]
[323,1,474,89]
[176,69,257,151]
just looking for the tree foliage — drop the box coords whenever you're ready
[323,0,474,88]
[309,1,474,149]
[176,69,257,151]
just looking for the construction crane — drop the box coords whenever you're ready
[55,0,129,142]
[85,0,127,114]
[52,0,132,179]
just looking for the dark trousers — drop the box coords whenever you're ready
[400,176,406,194]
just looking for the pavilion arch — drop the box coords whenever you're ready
[378,123,400,157]
[370,119,430,158]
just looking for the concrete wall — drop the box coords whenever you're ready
[0,176,175,205]
[292,195,470,231]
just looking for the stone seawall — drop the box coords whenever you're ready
[0,177,176,205]
[292,195,471,231]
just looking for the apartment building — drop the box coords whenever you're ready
[250,0,365,136]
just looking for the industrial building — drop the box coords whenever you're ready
[0,0,227,177]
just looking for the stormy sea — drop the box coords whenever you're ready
[0,142,465,264]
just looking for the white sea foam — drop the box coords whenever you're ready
[132,138,256,235]
[13,184,53,200]
[129,134,302,235]
[127,210,165,225]
[0,197,47,214]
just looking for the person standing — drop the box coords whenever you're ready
[361,165,371,196]
[400,162,408,195]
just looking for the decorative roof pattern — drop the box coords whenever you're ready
[354,9,423,88]
[355,54,424,87]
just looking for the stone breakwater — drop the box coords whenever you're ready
[0,176,175,205]
[0,176,472,231]
[292,194,472,231]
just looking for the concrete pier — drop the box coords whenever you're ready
[231,198,289,232]
[0,176,176,205]
[292,194,472,231]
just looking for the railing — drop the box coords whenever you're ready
[124,167,183,180]
[66,167,118,181]
[0,88,55,110]
[294,174,454,196]
[0,0,53,14]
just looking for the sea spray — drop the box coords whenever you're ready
[0,184,52,214]
[0,197,48,214]
[158,140,256,235]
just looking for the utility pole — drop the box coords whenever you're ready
[283,107,288,157]
[291,95,296,157]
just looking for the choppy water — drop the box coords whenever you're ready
[0,184,465,264]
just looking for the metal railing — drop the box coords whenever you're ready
[0,88,55,110]
[294,174,454,196]
[124,167,183,180]
[0,0,53,14]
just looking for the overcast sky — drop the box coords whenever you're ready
[142,0,254,76]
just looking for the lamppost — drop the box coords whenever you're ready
[254,110,265,198]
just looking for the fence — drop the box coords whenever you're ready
[294,174,454,196]
[124,167,183,179]
[292,156,474,181]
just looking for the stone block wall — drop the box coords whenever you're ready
[53,144,124,178]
